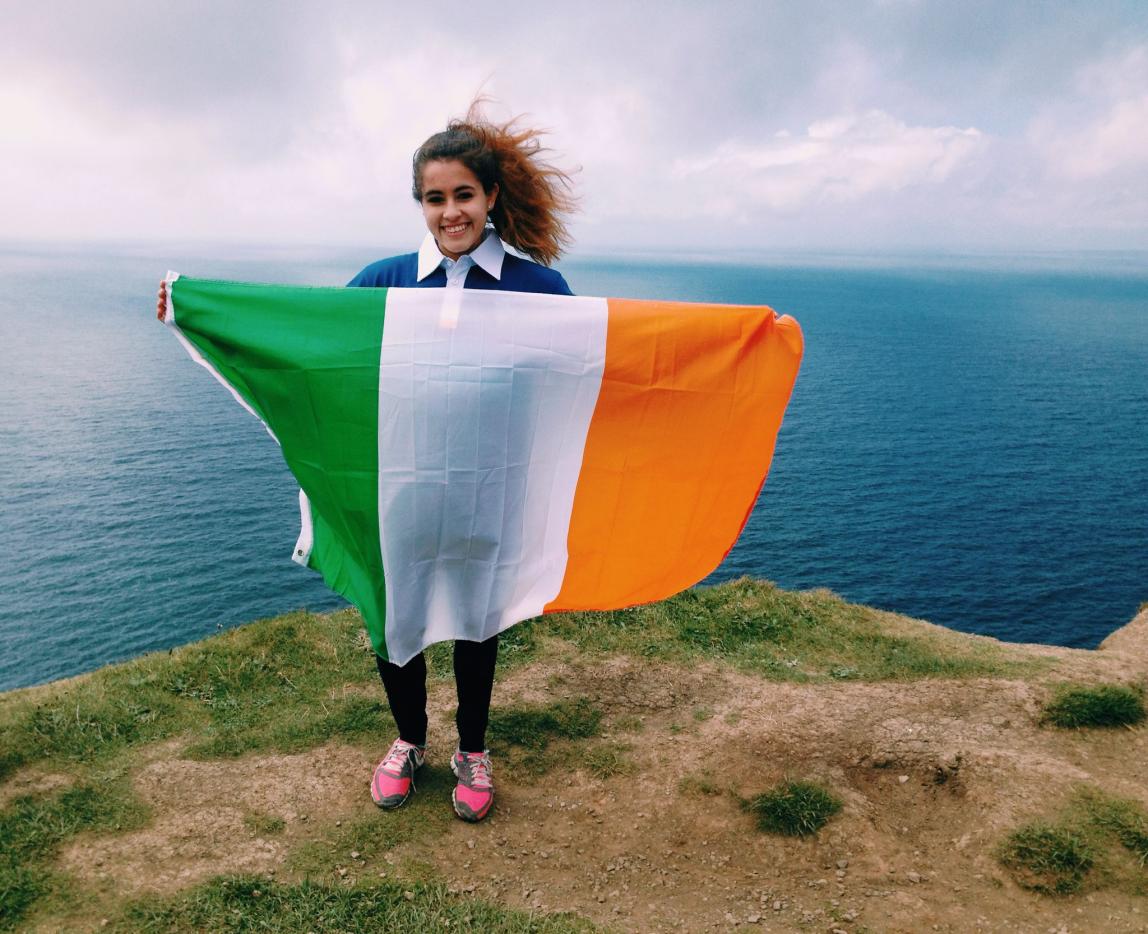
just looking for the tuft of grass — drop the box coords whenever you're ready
[582,743,635,779]
[679,775,723,797]
[1041,684,1145,729]
[998,823,1094,894]
[541,578,1035,684]
[113,875,597,933]
[0,777,149,931]
[1073,788,1148,867]
[242,812,286,836]
[744,779,842,837]
[997,787,1148,897]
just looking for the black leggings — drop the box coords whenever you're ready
[375,634,499,754]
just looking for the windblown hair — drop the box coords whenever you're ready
[412,102,577,266]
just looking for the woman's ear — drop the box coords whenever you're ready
[487,182,499,213]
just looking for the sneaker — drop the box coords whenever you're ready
[451,749,494,822]
[371,738,426,809]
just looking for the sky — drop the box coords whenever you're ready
[3,0,1147,254]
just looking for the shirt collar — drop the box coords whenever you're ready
[416,229,506,281]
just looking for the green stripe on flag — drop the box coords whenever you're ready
[170,278,390,655]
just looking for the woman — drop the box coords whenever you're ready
[355,107,576,822]
[159,105,576,823]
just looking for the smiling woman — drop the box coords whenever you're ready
[342,102,579,825]
[348,102,577,291]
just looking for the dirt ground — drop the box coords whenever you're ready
[58,611,1148,933]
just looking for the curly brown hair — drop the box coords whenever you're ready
[412,102,577,266]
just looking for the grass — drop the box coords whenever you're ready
[1041,683,1145,729]
[0,609,385,783]
[582,743,636,778]
[487,699,602,776]
[1075,789,1148,867]
[243,811,287,836]
[744,779,843,837]
[114,875,597,933]
[1,579,1034,786]
[998,787,1148,896]
[0,775,149,931]
[998,823,1095,894]
[0,578,1056,929]
[532,578,1036,683]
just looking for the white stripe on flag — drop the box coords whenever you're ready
[377,288,608,663]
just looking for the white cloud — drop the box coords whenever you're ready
[669,110,985,216]
[1031,46,1148,181]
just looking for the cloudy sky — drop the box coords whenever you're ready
[3,0,1147,253]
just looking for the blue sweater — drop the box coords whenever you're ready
[348,252,574,295]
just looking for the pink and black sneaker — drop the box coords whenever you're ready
[371,738,426,809]
[451,749,494,822]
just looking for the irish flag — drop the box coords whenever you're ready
[163,274,803,663]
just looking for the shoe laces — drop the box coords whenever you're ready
[382,739,419,773]
[458,751,492,789]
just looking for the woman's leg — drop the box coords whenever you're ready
[454,634,499,753]
[375,652,428,747]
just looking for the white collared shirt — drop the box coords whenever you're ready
[416,229,506,288]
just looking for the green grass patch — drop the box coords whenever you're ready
[114,875,597,933]
[535,578,1034,683]
[744,779,843,837]
[998,823,1095,894]
[1074,789,1148,867]
[0,609,386,781]
[0,776,148,931]
[998,787,1148,896]
[1041,683,1145,729]
[487,699,602,776]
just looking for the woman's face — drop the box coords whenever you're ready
[419,159,498,260]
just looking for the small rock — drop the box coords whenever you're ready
[907,871,922,884]
[836,859,849,869]
[335,820,342,827]
[403,890,414,901]
[747,914,761,924]
[898,775,909,784]
[336,867,347,877]
[350,851,361,859]
[773,900,783,911]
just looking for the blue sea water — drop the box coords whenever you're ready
[1,243,1146,692]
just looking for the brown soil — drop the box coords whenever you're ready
[54,610,1148,933]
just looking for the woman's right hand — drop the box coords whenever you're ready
[156,280,167,322]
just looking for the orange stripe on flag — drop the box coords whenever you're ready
[546,299,803,611]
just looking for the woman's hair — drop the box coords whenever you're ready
[412,102,577,266]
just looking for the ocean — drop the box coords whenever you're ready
[2,243,1146,692]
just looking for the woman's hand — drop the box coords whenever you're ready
[156,280,167,322]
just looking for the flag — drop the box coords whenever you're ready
[163,274,803,663]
